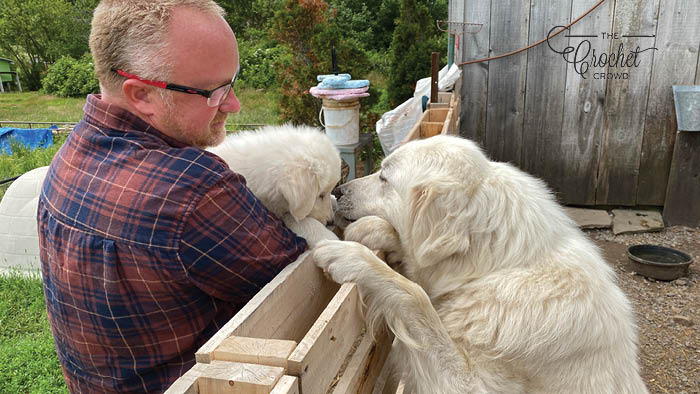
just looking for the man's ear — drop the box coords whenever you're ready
[121,79,158,117]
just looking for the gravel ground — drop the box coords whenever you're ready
[586,226,700,394]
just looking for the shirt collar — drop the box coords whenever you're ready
[82,94,188,148]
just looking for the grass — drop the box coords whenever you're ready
[0,134,67,200]
[0,92,85,123]
[229,89,282,129]
[0,272,68,394]
[0,89,281,128]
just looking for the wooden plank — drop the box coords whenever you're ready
[196,254,338,363]
[330,327,393,394]
[638,0,700,205]
[428,102,449,110]
[380,378,404,394]
[441,108,455,136]
[420,122,444,139]
[166,361,285,394]
[596,0,661,205]
[437,92,452,104]
[431,52,440,104]
[427,108,448,123]
[354,330,394,394]
[484,0,529,164]
[558,0,614,205]
[212,336,297,369]
[452,89,462,134]
[401,110,427,144]
[663,132,700,227]
[521,0,572,194]
[288,283,364,394]
[164,366,200,394]
[442,108,453,135]
[197,361,284,394]
[270,376,299,394]
[460,0,490,142]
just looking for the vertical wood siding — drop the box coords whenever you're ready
[450,0,700,206]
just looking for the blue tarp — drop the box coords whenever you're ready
[0,127,54,155]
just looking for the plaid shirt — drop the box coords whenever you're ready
[37,94,307,393]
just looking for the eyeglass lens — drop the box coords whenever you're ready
[207,84,232,107]
[207,67,239,107]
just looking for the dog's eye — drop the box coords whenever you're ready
[379,173,388,183]
[319,193,326,199]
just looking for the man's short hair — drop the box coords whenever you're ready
[90,0,226,95]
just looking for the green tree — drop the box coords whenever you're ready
[386,0,444,107]
[0,0,92,90]
[328,0,447,52]
[218,0,282,38]
[271,0,375,126]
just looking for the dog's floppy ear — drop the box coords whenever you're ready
[279,161,320,221]
[409,180,471,267]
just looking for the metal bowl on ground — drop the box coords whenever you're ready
[627,244,693,281]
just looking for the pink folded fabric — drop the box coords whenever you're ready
[310,86,369,98]
[318,92,370,101]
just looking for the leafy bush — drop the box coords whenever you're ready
[41,53,99,98]
[238,31,286,89]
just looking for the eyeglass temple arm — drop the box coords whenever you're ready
[111,68,213,97]
[112,68,167,89]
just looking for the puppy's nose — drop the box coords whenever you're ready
[332,186,343,199]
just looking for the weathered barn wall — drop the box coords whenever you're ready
[450,0,700,206]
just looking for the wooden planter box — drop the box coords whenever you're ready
[166,253,394,394]
[401,80,462,145]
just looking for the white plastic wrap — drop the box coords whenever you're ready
[413,64,462,98]
[376,64,462,155]
[375,96,422,155]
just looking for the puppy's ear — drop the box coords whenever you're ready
[409,181,470,267]
[279,162,320,221]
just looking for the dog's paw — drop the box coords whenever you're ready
[313,240,380,284]
[344,216,403,264]
[283,214,338,248]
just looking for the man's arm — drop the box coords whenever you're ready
[178,172,307,303]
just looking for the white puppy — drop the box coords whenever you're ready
[314,136,648,394]
[208,125,341,246]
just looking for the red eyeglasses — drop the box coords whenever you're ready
[111,66,239,107]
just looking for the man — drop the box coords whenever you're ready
[37,1,307,392]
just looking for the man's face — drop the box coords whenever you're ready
[154,7,240,148]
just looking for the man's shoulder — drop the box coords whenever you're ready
[42,125,239,249]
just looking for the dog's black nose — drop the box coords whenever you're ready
[332,186,343,199]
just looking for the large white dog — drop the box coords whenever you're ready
[314,136,648,394]
[208,125,341,245]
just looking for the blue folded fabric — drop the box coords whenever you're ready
[0,127,54,155]
[317,73,351,82]
[318,79,370,90]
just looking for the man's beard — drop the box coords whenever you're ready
[162,105,227,149]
